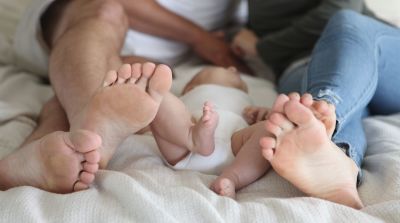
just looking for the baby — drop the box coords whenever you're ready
[146,64,271,198]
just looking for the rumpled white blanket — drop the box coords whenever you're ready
[0,0,399,222]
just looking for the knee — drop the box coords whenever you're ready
[93,0,128,28]
[328,10,369,33]
[323,10,370,43]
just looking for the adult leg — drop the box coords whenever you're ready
[261,10,400,208]
[305,10,400,173]
[43,0,172,168]
[0,97,101,193]
[44,0,128,115]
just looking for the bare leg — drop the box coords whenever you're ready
[0,98,101,193]
[46,0,128,116]
[210,122,271,198]
[74,62,172,167]
[44,1,173,168]
[210,94,290,198]
[260,99,363,209]
[151,93,219,165]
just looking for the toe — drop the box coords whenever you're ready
[260,136,276,150]
[148,64,173,102]
[284,100,315,126]
[136,62,156,89]
[73,181,89,191]
[220,178,235,198]
[68,130,102,153]
[300,93,313,107]
[265,119,283,137]
[260,137,276,161]
[103,70,118,87]
[116,64,132,84]
[262,147,275,161]
[314,100,330,116]
[129,63,142,83]
[270,94,290,113]
[83,162,99,173]
[288,92,301,101]
[269,113,294,131]
[142,62,156,77]
[79,171,95,184]
[84,150,101,164]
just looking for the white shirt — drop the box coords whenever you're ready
[121,0,238,64]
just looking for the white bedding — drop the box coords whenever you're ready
[0,0,400,222]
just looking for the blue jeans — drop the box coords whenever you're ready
[277,10,400,183]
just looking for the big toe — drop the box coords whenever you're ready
[270,94,290,113]
[67,130,102,153]
[284,100,315,126]
[148,64,172,102]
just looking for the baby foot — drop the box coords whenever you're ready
[190,101,219,156]
[210,177,236,198]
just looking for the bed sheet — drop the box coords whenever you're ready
[0,0,399,222]
[0,58,400,223]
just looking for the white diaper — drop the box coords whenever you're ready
[171,84,252,175]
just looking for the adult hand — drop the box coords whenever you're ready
[192,32,252,74]
[231,28,259,58]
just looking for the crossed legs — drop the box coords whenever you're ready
[0,98,101,193]
[0,0,174,192]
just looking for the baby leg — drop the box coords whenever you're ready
[210,122,271,198]
[151,94,218,165]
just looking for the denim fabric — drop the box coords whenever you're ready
[277,10,400,183]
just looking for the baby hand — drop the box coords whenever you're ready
[243,106,271,125]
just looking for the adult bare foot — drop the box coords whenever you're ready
[190,101,219,156]
[0,130,101,193]
[300,93,336,137]
[71,63,172,168]
[260,100,363,209]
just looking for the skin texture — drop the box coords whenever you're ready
[260,95,363,209]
